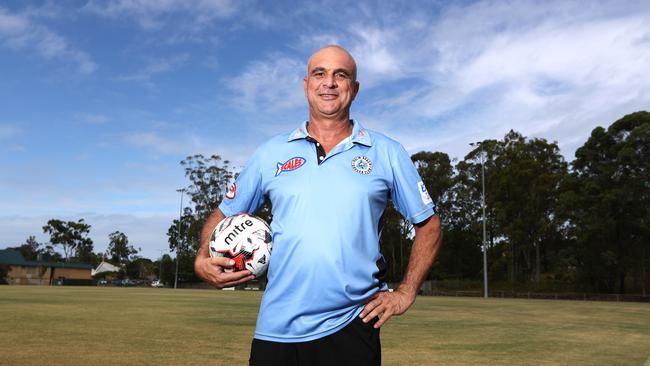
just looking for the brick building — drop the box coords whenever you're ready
[0,249,93,285]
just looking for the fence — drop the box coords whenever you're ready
[179,279,266,291]
[5,277,50,285]
[404,281,650,303]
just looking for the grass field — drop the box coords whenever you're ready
[1,287,649,365]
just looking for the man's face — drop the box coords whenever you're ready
[304,47,359,120]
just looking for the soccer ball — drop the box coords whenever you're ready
[209,213,273,277]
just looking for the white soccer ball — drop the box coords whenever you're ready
[208,213,273,277]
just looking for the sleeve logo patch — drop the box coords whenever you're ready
[351,156,373,175]
[418,181,433,205]
[275,157,306,176]
[225,182,237,199]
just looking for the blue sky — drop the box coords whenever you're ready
[1,0,649,260]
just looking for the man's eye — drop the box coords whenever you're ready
[335,72,349,79]
[313,72,324,78]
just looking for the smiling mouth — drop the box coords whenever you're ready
[319,93,338,99]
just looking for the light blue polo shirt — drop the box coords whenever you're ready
[219,120,435,342]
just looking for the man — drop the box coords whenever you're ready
[195,45,442,365]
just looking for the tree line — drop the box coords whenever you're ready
[7,222,161,281]
[7,111,647,294]
[167,111,649,295]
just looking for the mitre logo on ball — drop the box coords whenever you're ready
[209,213,273,277]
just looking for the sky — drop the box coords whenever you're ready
[1,0,649,260]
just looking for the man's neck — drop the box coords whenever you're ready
[306,117,353,153]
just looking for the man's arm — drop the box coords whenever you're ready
[359,214,442,328]
[194,208,255,288]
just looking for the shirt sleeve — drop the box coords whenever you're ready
[389,143,436,224]
[219,148,266,217]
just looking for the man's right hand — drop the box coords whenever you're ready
[194,255,255,289]
[195,208,254,289]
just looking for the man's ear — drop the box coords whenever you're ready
[303,76,309,96]
[351,80,360,100]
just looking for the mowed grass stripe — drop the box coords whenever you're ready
[1,287,649,365]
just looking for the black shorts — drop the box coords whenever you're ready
[249,317,381,366]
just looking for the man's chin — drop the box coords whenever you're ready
[316,103,343,115]
[316,109,344,119]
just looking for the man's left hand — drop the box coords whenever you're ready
[359,289,416,328]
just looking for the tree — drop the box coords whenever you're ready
[107,231,139,266]
[379,201,413,282]
[168,154,235,253]
[167,154,237,283]
[75,240,98,265]
[22,236,41,260]
[41,244,63,262]
[378,151,455,283]
[436,158,484,281]
[561,111,650,293]
[126,257,155,279]
[158,254,175,286]
[8,236,42,261]
[619,120,650,295]
[182,154,234,223]
[167,211,195,256]
[410,151,457,280]
[451,133,568,287]
[489,131,567,283]
[42,219,93,262]
[411,151,454,216]
[450,140,502,283]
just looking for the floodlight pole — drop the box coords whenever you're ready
[471,142,489,299]
[175,188,186,289]
[157,249,164,282]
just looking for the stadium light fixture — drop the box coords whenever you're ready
[470,142,489,299]
[175,188,186,289]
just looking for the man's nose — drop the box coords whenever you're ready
[323,73,337,88]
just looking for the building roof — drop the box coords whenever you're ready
[92,261,121,276]
[0,249,94,269]
[0,249,24,265]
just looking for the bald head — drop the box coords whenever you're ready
[303,45,360,122]
[307,45,357,81]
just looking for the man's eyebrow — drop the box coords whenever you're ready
[333,68,351,76]
[309,67,352,76]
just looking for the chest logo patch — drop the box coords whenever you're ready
[351,156,373,175]
[276,157,306,176]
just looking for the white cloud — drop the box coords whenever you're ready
[349,27,403,88]
[0,123,19,139]
[227,55,306,112]
[0,6,96,74]
[296,31,410,89]
[450,17,649,95]
[3,0,650,254]
[117,54,190,83]
[94,0,650,162]
[0,7,29,34]
[292,0,650,161]
[75,113,110,125]
[83,0,237,30]
[82,213,175,259]
[412,2,650,159]
[122,129,238,160]
[21,1,68,20]
[124,131,188,155]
